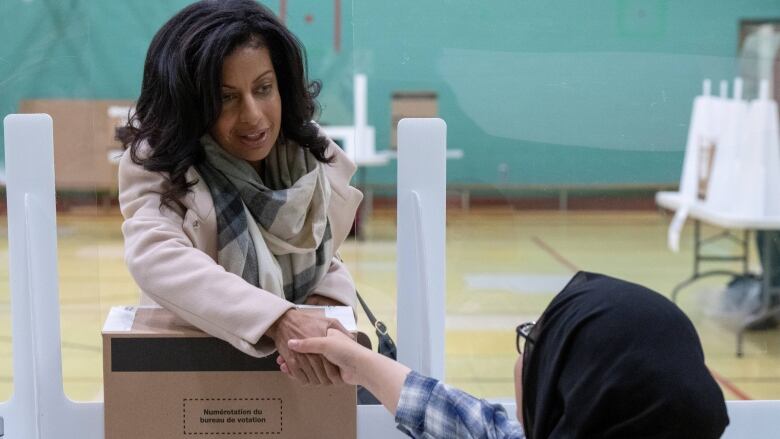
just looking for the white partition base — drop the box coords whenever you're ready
[357,405,406,438]
[722,401,780,438]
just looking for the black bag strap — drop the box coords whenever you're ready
[354,288,397,360]
[356,290,389,336]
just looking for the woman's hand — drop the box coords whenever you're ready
[304,294,344,307]
[266,308,348,386]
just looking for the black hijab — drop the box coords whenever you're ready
[522,272,729,439]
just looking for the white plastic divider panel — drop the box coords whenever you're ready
[396,118,447,381]
[1,114,103,438]
[0,114,416,439]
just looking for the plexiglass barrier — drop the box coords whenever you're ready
[1,0,780,437]
[351,0,780,403]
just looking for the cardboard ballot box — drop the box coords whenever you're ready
[103,306,357,439]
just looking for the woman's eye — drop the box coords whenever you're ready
[221,94,235,102]
[256,84,272,95]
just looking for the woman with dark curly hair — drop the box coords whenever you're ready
[118,0,363,386]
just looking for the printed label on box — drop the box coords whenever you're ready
[183,398,283,435]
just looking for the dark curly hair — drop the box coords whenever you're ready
[120,0,331,210]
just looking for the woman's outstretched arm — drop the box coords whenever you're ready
[283,330,525,439]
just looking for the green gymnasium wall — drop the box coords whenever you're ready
[1,0,779,187]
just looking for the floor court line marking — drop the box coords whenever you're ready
[532,235,754,400]
[709,368,752,400]
[464,274,573,294]
[0,335,100,352]
[725,377,780,383]
[531,236,578,272]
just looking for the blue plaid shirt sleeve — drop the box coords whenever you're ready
[394,371,525,439]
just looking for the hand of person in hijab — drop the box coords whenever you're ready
[281,328,412,414]
[303,294,343,307]
[279,329,362,384]
[266,309,350,386]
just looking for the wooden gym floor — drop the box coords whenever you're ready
[0,206,778,402]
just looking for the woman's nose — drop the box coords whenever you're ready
[239,95,262,125]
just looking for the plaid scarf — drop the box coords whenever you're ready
[196,135,334,303]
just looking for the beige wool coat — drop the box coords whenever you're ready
[118,138,363,357]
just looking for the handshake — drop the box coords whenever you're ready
[266,301,410,414]
[276,327,366,386]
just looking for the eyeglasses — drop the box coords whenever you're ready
[515,321,535,354]
[517,320,538,433]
